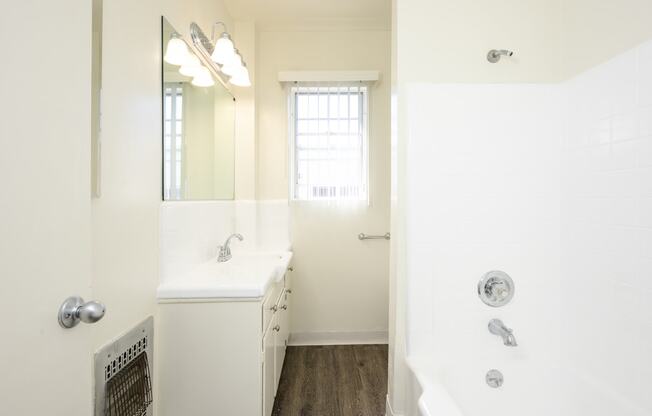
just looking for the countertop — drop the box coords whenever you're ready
[157,251,293,299]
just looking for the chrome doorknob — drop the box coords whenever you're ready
[58,296,106,329]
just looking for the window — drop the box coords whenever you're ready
[289,84,369,201]
[163,83,183,200]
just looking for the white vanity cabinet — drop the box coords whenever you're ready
[158,267,292,416]
[263,283,291,416]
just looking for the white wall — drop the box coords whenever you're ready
[561,0,652,78]
[396,0,563,84]
[560,39,652,416]
[256,28,392,342]
[233,21,258,200]
[91,1,234,414]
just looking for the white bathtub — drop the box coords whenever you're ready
[405,355,564,416]
[406,357,463,416]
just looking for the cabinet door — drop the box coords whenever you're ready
[275,292,290,391]
[281,290,290,347]
[263,315,277,416]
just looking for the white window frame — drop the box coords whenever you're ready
[163,83,184,200]
[288,82,370,202]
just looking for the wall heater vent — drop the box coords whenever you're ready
[95,316,154,416]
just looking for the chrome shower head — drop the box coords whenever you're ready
[487,49,514,63]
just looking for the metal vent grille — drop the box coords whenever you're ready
[95,317,154,416]
[105,336,148,380]
[105,351,152,416]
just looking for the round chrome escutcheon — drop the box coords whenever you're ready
[478,270,514,307]
[486,369,504,388]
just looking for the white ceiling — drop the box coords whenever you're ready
[223,0,391,29]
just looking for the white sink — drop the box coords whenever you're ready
[157,251,293,299]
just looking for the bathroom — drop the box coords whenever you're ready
[2,0,652,415]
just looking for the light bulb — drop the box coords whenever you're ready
[230,64,251,87]
[222,50,243,76]
[191,66,215,87]
[164,35,188,66]
[211,33,235,65]
[179,54,201,77]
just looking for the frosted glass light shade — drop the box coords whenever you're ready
[164,36,188,66]
[191,66,215,87]
[179,54,201,77]
[211,33,235,65]
[230,64,251,87]
[221,51,242,76]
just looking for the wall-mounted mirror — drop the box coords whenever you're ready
[161,17,235,201]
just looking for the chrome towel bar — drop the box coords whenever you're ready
[358,232,391,240]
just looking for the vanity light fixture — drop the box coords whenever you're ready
[211,22,235,65]
[179,54,202,77]
[191,66,215,87]
[164,32,189,66]
[189,21,252,88]
[230,63,251,87]
[221,49,243,77]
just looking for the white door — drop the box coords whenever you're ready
[0,1,95,414]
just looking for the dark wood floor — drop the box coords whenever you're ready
[272,345,388,416]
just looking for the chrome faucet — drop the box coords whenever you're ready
[488,319,517,347]
[217,233,243,263]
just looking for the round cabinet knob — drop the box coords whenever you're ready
[270,305,278,312]
[273,325,281,332]
[288,267,294,272]
[281,304,288,310]
[58,296,106,329]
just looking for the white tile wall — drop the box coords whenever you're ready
[561,38,652,416]
[404,84,563,405]
[405,38,652,416]
[159,200,290,283]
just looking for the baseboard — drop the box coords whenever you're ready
[386,395,403,416]
[288,330,388,346]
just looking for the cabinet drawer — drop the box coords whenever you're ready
[262,278,284,333]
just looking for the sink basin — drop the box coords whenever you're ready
[157,251,293,299]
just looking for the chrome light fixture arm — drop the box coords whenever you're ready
[211,21,228,43]
[190,22,217,57]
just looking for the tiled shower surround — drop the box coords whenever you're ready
[405,38,652,416]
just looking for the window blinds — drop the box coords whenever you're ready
[289,83,369,201]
